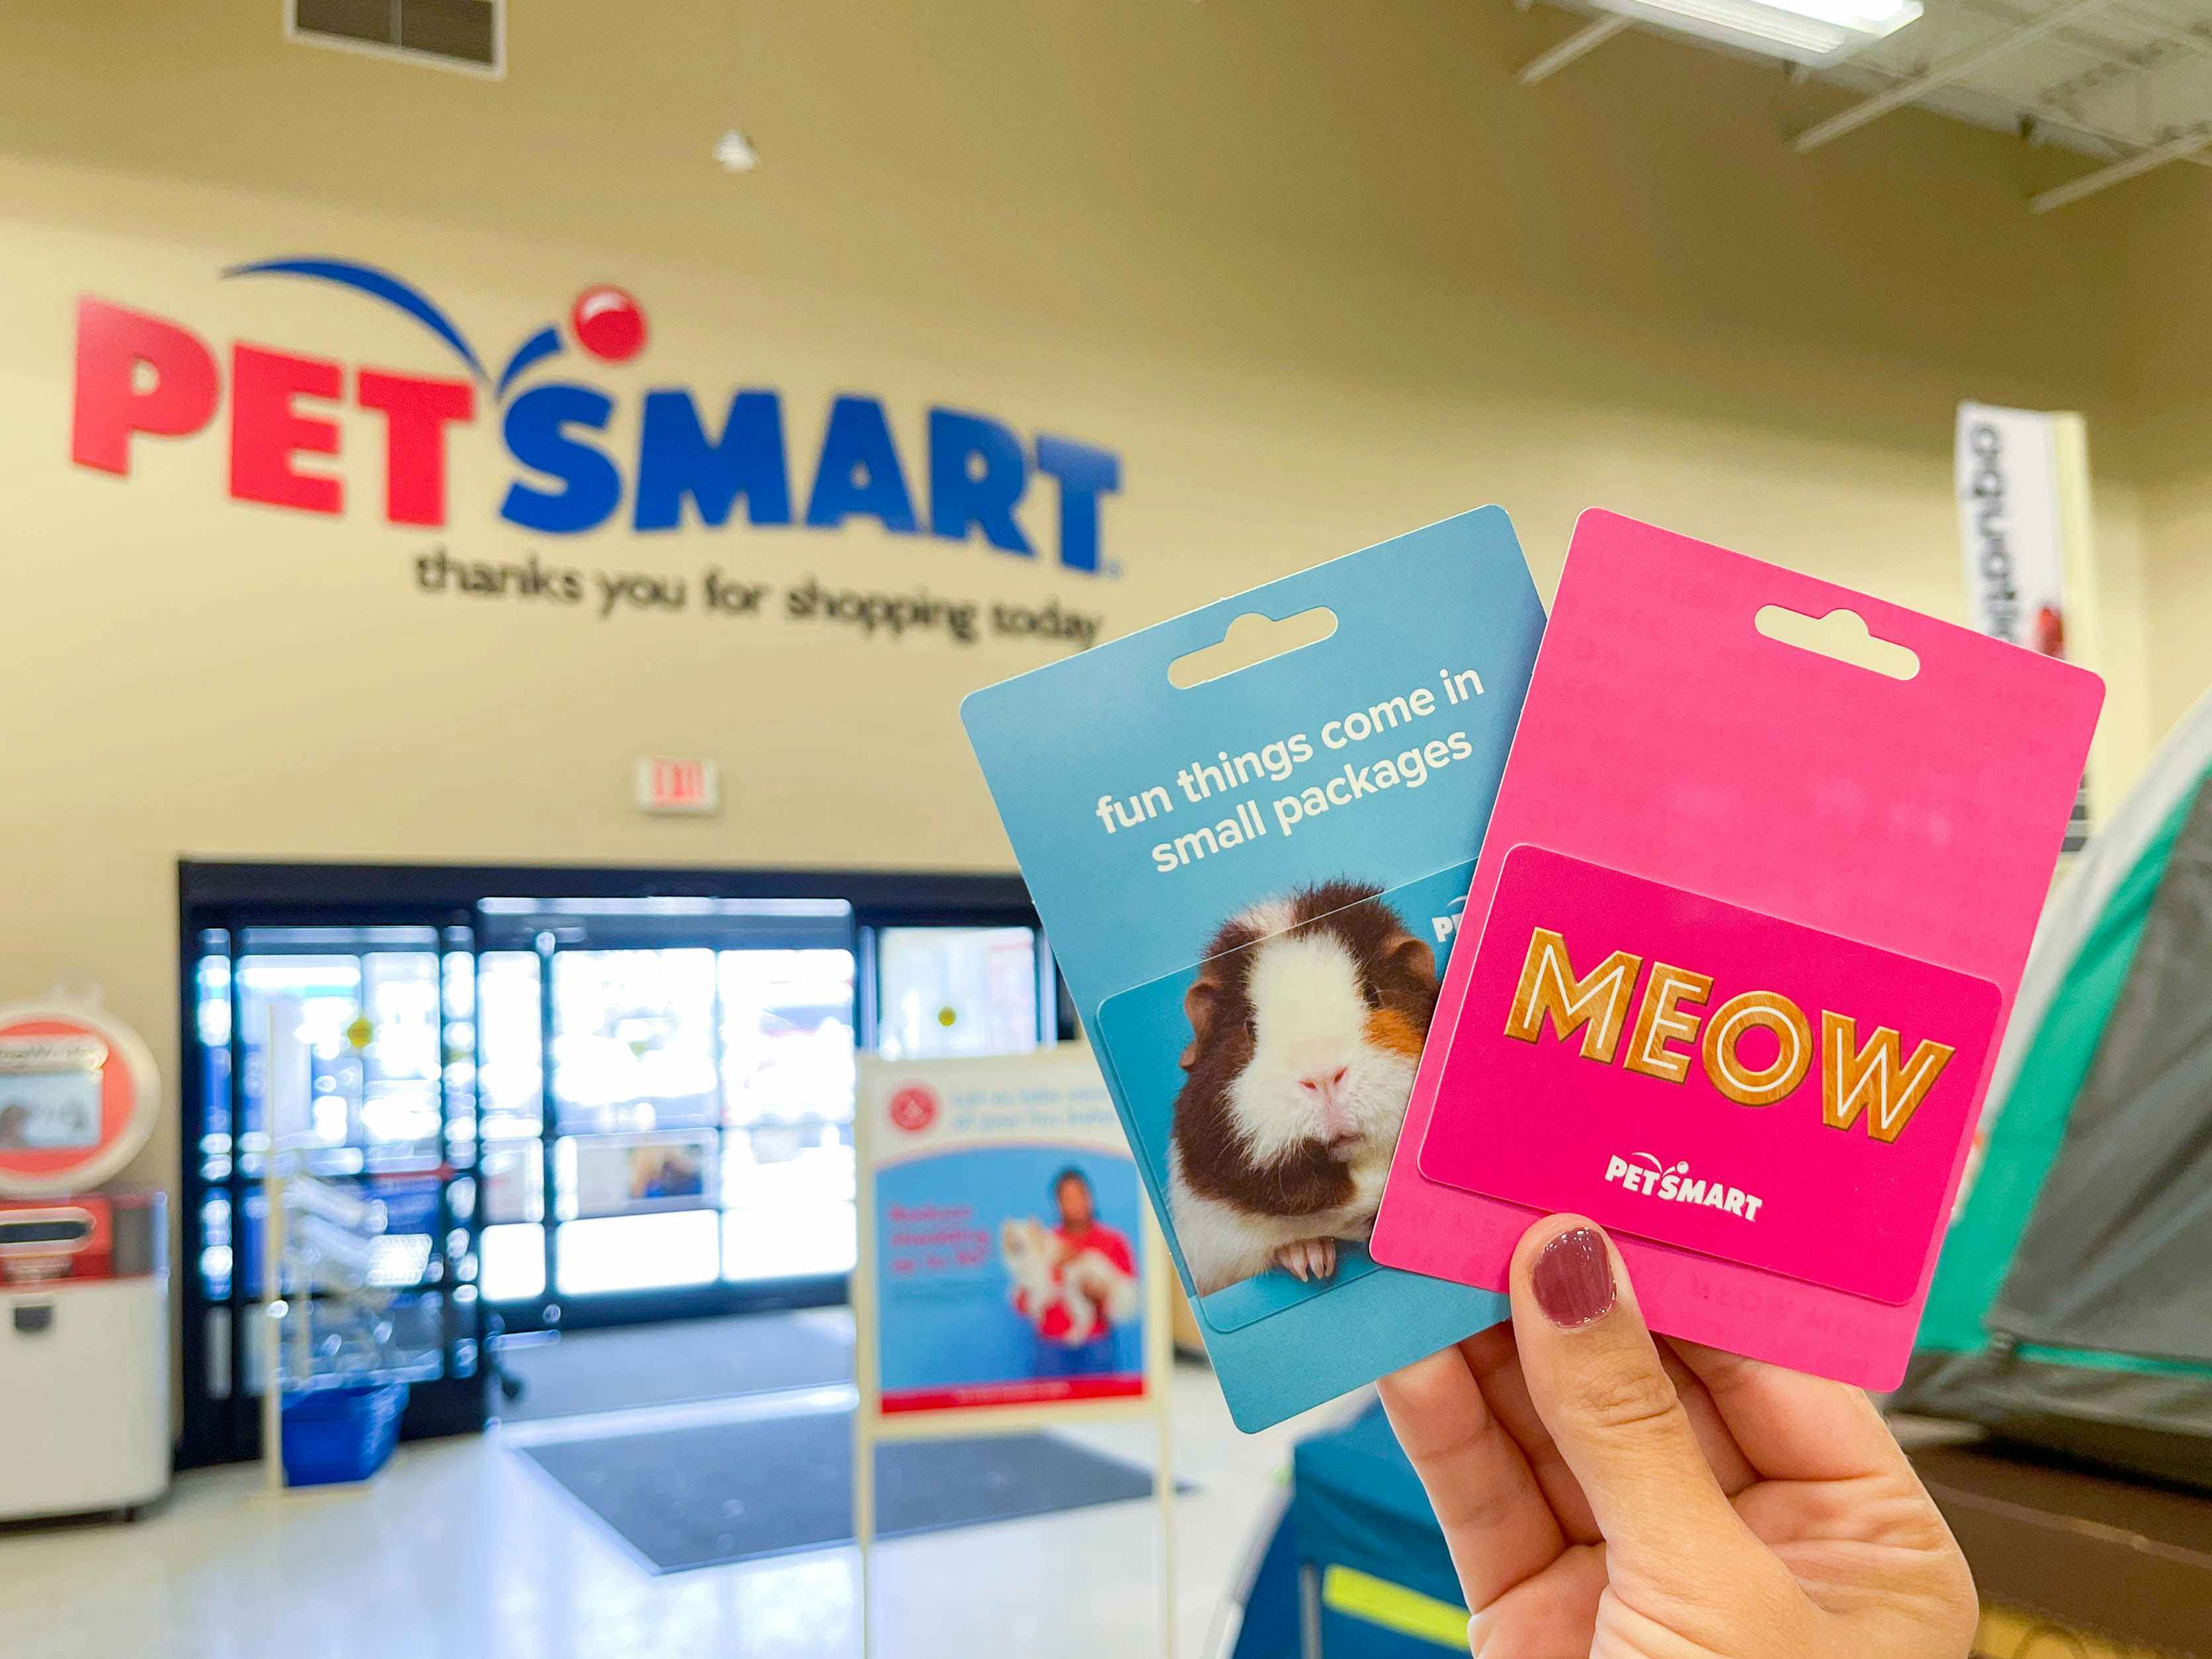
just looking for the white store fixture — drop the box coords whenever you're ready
[0,995,171,1523]
[1591,0,1922,65]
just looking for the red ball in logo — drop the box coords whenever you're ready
[887,1085,939,1134]
[571,285,647,363]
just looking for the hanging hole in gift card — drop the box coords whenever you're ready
[1755,605,1920,681]
[1169,607,1339,689]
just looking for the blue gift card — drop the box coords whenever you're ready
[961,507,1542,1429]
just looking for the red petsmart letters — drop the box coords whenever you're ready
[230,343,344,515]
[71,297,220,474]
[358,369,473,527]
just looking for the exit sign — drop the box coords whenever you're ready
[636,757,721,816]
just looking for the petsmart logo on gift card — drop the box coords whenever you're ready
[69,258,1121,568]
[1603,1152,1765,1221]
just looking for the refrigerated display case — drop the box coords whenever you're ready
[181,921,482,1470]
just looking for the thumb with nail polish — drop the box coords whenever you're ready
[1377,1216,1978,1658]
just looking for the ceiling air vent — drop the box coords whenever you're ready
[288,0,503,77]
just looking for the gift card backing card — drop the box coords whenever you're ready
[1370,509,2103,1388]
[962,507,1542,1430]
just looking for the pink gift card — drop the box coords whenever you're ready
[1416,848,2002,1307]
[1370,510,2104,1388]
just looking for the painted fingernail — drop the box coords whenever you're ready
[1532,1227,1615,1328]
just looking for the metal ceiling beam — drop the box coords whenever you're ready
[1791,0,2119,153]
[1515,14,1631,85]
[1947,0,2212,160]
[1957,0,2208,99]
[1795,0,2192,163]
[2020,103,2212,181]
[2029,125,2212,211]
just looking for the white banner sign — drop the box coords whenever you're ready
[1956,402,2068,656]
[1956,401,2092,849]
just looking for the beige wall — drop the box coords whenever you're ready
[2119,166,2212,740]
[0,0,2194,1219]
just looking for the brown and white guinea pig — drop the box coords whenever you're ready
[1166,880,1437,1296]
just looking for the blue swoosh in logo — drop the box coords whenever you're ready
[224,256,489,383]
[495,325,564,400]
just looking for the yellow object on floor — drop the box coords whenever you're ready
[1308,1583,2172,1655]
[1320,1565,1470,1647]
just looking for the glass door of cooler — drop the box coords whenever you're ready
[476,900,863,1331]
[718,945,866,1289]
[183,922,484,1467]
[871,925,1052,1060]
[477,904,1062,1331]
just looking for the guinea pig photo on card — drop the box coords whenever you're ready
[1095,859,1472,1328]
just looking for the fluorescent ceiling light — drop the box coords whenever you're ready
[1591,0,1920,65]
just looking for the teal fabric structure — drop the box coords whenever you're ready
[1218,1399,1469,1658]
[1900,688,2212,1486]
[1289,1404,1462,1614]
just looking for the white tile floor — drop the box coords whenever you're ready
[0,1353,1351,1659]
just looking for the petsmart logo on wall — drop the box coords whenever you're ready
[69,258,1122,572]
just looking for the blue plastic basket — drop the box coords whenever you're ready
[280,1381,408,1487]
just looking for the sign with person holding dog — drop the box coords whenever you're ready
[851,1044,1178,1655]
[857,1045,1162,1414]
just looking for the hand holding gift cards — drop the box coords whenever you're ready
[964,507,2100,1429]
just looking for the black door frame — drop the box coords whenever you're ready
[177,859,1050,1468]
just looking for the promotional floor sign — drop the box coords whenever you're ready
[1371,509,2104,1389]
[851,1046,1178,1656]
[1956,401,2097,850]
[855,1046,1164,1417]
[962,508,1543,1429]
